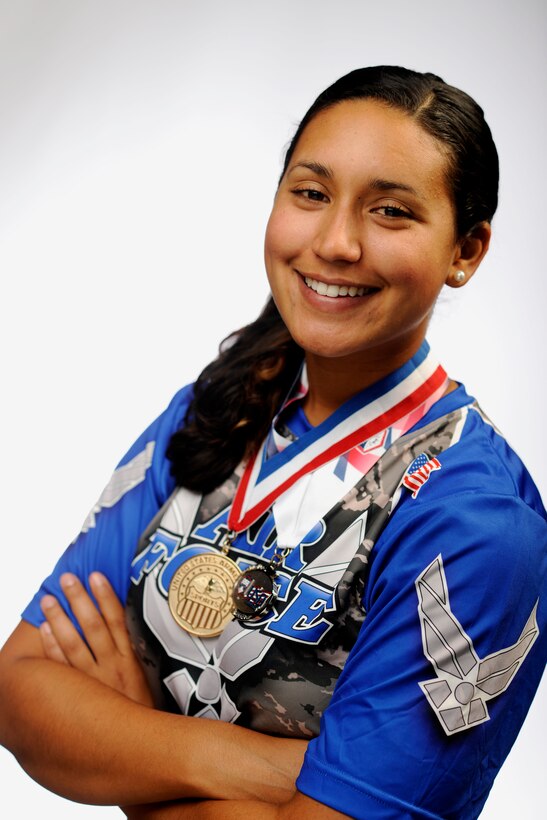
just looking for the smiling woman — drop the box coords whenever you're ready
[264,99,490,419]
[0,66,545,820]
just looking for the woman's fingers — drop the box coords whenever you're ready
[40,592,95,673]
[87,572,154,707]
[88,572,133,656]
[40,573,154,706]
[59,573,116,663]
[39,620,69,664]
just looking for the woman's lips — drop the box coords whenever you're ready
[302,274,378,298]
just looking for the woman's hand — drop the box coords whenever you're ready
[39,572,154,708]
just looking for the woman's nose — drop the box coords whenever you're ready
[312,207,362,263]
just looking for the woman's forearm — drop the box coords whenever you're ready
[0,624,305,806]
[122,792,347,819]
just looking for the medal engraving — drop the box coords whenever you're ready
[168,553,240,637]
[232,564,276,621]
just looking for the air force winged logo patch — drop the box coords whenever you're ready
[415,555,539,735]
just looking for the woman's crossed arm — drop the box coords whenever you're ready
[0,572,307,808]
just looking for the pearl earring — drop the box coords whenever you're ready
[454,270,466,284]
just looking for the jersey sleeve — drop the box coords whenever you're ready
[296,489,547,819]
[21,384,194,629]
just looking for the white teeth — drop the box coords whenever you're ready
[304,276,370,298]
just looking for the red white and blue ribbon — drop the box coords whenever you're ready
[228,342,448,537]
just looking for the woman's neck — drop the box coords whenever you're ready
[302,344,425,426]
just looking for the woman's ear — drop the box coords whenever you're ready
[446,221,491,288]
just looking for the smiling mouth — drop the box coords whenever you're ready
[304,275,378,298]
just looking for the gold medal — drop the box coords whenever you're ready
[168,552,241,637]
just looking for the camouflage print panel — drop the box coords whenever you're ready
[126,405,471,736]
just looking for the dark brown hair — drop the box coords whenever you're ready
[166,299,301,492]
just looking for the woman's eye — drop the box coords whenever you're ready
[373,204,412,218]
[292,187,328,203]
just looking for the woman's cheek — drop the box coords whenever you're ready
[265,203,308,260]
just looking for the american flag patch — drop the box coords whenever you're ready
[403,453,441,498]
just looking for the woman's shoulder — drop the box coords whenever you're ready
[411,383,545,519]
[368,384,547,609]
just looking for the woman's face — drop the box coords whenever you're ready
[264,99,466,370]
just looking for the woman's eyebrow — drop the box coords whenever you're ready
[288,160,334,180]
[288,164,419,197]
[369,178,418,196]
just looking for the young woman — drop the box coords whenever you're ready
[0,67,545,820]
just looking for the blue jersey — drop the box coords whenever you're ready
[22,382,547,820]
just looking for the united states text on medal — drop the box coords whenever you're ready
[168,553,240,637]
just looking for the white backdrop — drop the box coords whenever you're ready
[0,1,544,817]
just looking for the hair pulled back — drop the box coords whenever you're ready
[166,299,302,492]
[282,66,498,237]
[168,66,499,492]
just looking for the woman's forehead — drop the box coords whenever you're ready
[289,99,451,194]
